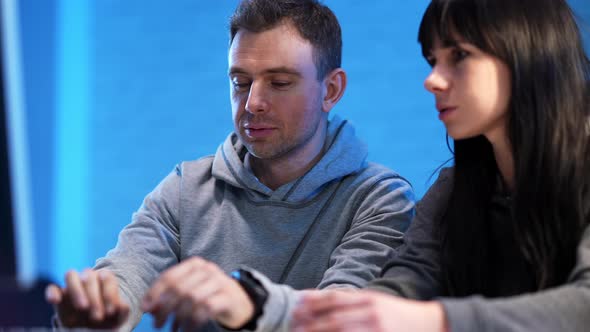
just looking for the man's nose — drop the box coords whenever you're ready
[245,81,269,113]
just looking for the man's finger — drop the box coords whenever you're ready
[104,277,131,326]
[115,301,130,326]
[99,270,120,316]
[190,306,212,330]
[65,270,89,309]
[204,290,243,327]
[185,274,225,308]
[172,318,180,332]
[205,290,231,317]
[142,257,206,311]
[148,263,206,326]
[173,298,196,329]
[81,269,105,321]
[45,284,64,305]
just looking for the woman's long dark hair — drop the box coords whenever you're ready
[418,0,590,296]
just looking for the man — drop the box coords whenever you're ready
[45,0,415,331]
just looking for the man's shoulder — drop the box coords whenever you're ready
[356,161,411,186]
[173,155,216,180]
[337,161,413,201]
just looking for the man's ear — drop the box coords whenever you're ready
[321,68,347,113]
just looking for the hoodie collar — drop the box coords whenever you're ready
[211,115,368,202]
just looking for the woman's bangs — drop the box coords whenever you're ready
[418,0,488,55]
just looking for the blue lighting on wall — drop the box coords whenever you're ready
[53,0,90,277]
[2,0,35,286]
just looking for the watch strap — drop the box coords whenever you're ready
[228,268,269,330]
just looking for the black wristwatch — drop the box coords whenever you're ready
[229,268,269,330]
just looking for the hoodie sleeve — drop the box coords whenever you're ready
[367,168,452,299]
[437,225,590,332]
[247,174,416,332]
[93,164,183,331]
[317,174,415,289]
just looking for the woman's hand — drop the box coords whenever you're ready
[292,290,448,332]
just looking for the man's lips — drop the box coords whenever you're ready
[243,125,277,139]
[244,124,276,130]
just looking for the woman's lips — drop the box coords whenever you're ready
[438,107,457,121]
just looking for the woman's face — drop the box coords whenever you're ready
[423,36,512,142]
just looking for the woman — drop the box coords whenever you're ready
[291,0,590,331]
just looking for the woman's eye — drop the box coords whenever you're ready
[425,56,436,67]
[452,49,469,62]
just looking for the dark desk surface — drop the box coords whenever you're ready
[0,278,54,328]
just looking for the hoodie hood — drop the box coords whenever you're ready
[211,115,368,203]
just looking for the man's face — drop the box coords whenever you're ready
[228,21,326,161]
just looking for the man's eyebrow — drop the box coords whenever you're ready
[228,67,248,76]
[228,66,302,76]
[265,67,302,76]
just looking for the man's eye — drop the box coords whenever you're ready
[232,80,251,90]
[272,81,291,88]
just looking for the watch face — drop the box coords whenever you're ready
[230,270,242,280]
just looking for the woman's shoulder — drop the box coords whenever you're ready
[425,167,454,199]
[415,167,454,219]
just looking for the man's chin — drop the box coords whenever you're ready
[245,144,286,161]
[247,149,278,160]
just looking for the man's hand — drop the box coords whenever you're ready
[141,256,254,331]
[45,269,129,329]
[291,290,448,332]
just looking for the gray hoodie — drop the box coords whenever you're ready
[94,116,415,331]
